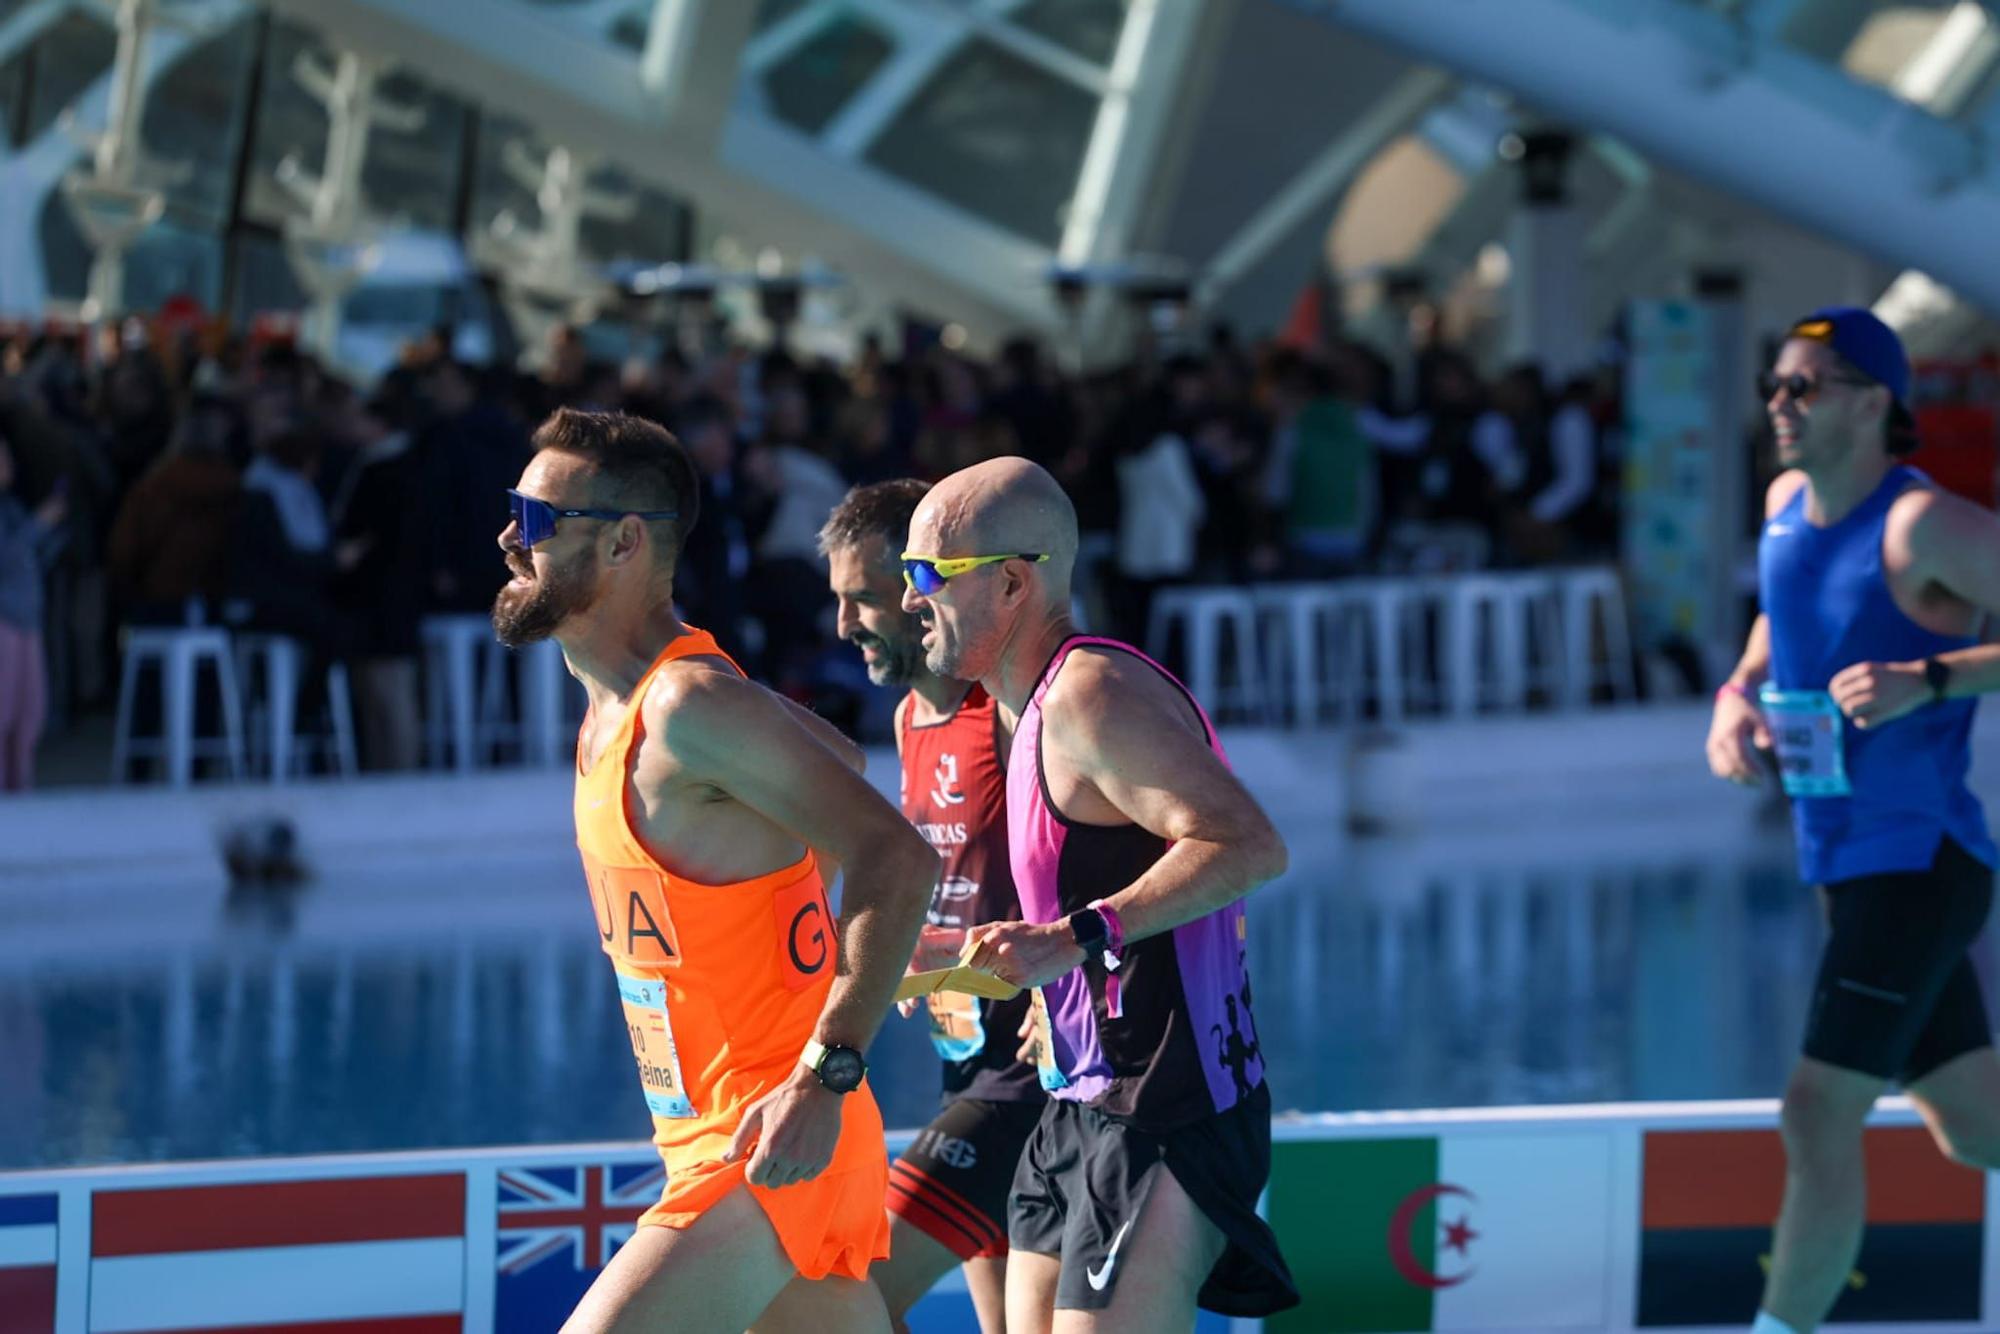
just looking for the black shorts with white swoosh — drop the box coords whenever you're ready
[1007,1082,1297,1315]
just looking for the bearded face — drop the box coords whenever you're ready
[492,541,600,647]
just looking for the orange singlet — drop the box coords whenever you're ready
[572,627,890,1281]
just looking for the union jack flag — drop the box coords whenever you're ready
[494,1161,663,1332]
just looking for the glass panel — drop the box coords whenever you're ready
[39,197,222,313]
[241,18,328,227]
[121,219,222,312]
[0,50,25,149]
[1011,0,1127,66]
[24,10,116,143]
[468,111,542,240]
[38,187,90,302]
[609,7,649,52]
[578,164,690,266]
[761,14,894,135]
[755,0,812,34]
[359,70,468,233]
[230,230,311,323]
[865,39,1095,245]
[140,18,256,229]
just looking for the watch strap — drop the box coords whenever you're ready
[1926,656,1953,703]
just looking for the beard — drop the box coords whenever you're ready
[851,626,926,688]
[492,549,598,647]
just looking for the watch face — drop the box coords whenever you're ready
[819,1046,866,1093]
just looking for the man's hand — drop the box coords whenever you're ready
[963,920,1085,991]
[1706,688,1771,786]
[1830,660,1932,730]
[723,1066,844,1189]
[897,924,967,1018]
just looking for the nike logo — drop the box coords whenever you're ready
[1086,1219,1135,1292]
[1766,523,1794,535]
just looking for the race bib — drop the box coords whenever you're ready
[617,971,695,1119]
[926,990,985,1063]
[1027,987,1069,1092]
[1759,686,1852,798]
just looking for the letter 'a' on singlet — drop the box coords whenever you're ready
[1759,466,1995,884]
[895,685,1040,1103]
[572,626,890,1281]
[1006,635,1268,1132]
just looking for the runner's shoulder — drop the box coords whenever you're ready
[1765,470,1807,519]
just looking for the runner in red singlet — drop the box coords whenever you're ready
[820,480,1043,1334]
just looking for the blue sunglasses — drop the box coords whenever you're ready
[507,489,678,548]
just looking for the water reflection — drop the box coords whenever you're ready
[4,824,1991,1170]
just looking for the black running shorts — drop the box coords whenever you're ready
[1805,834,1995,1082]
[1007,1082,1298,1317]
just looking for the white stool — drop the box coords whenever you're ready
[1557,566,1639,708]
[1254,583,1349,727]
[422,614,511,772]
[111,626,247,786]
[1443,573,1563,716]
[1146,586,1267,723]
[1339,577,1439,725]
[235,634,359,780]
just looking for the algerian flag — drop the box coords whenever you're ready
[1268,1133,1613,1332]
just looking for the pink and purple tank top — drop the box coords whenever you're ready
[1007,635,1266,1130]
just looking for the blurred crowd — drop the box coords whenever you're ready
[0,311,1625,790]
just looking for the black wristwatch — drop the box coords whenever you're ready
[1925,656,1953,704]
[802,1038,866,1094]
[1067,907,1110,956]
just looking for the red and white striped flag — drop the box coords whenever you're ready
[87,1175,465,1333]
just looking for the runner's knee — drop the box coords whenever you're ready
[1778,1081,1869,1168]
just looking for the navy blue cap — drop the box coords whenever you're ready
[1787,306,1909,405]
[1788,306,1918,453]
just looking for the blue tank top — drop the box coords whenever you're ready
[1759,465,1994,883]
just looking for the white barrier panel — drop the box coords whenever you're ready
[0,1099,1989,1334]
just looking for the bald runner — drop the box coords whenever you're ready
[901,458,1299,1333]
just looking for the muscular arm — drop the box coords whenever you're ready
[967,653,1285,989]
[1043,652,1287,943]
[655,671,936,1054]
[770,689,865,774]
[1905,491,2000,699]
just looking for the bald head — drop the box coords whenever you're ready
[913,457,1078,594]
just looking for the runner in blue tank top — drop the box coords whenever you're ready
[902,457,1297,1333]
[1706,308,2000,1334]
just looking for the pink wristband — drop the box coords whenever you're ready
[1716,681,1756,705]
[1088,900,1126,1019]
[1088,900,1126,961]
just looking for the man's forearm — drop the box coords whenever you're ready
[1727,614,1772,689]
[1933,644,2000,699]
[812,837,935,1052]
[1098,835,1284,945]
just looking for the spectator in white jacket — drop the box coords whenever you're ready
[1115,424,1205,648]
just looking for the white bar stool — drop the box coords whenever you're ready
[235,633,360,780]
[111,626,247,786]
[1145,585,1268,723]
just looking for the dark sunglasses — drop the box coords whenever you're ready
[899,551,1049,596]
[507,489,678,548]
[1757,370,1876,405]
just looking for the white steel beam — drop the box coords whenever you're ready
[1280,0,2000,316]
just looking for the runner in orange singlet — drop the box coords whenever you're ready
[492,408,938,1333]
